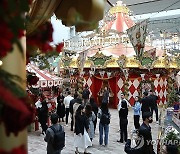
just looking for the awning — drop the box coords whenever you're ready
[26,64,63,88]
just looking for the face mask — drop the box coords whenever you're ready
[149,119,153,123]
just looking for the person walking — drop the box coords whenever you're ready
[63,91,74,126]
[82,86,90,106]
[72,96,82,131]
[149,90,159,123]
[44,113,65,154]
[56,92,65,122]
[69,93,78,131]
[74,105,92,154]
[141,91,151,118]
[85,104,96,141]
[89,97,98,133]
[117,100,128,143]
[132,96,141,130]
[38,98,48,135]
[98,103,111,146]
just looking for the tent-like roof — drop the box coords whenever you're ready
[103,12,134,33]
[87,1,164,57]
[26,64,63,88]
[103,1,134,33]
[87,43,164,57]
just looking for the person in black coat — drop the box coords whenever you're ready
[69,93,78,131]
[141,91,151,117]
[139,112,155,154]
[117,100,128,143]
[74,105,92,154]
[90,97,98,132]
[56,93,65,122]
[149,90,159,122]
[102,87,109,104]
[74,105,89,136]
[125,112,155,154]
[38,99,48,134]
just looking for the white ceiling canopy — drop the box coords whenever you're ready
[105,0,180,38]
[106,0,180,15]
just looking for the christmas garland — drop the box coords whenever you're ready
[0,69,35,136]
[0,0,31,58]
[124,78,129,97]
[0,0,64,137]
[0,0,64,61]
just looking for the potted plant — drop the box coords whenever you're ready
[164,131,180,154]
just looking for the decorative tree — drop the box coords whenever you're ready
[167,69,178,107]
[124,79,129,98]
[77,77,84,97]
[167,86,179,107]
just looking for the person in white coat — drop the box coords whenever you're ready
[63,91,74,126]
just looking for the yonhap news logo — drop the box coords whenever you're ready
[131,135,144,148]
[131,137,180,148]
[147,139,180,146]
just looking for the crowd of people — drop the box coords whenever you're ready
[34,86,178,154]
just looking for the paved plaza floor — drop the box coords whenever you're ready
[28,108,159,154]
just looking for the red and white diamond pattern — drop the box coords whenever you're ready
[154,78,167,105]
[128,79,141,105]
[84,77,93,97]
[117,78,124,100]
[71,76,168,106]
[117,77,167,105]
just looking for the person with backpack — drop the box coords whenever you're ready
[44,113,65,154]
[98,103,111,146]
